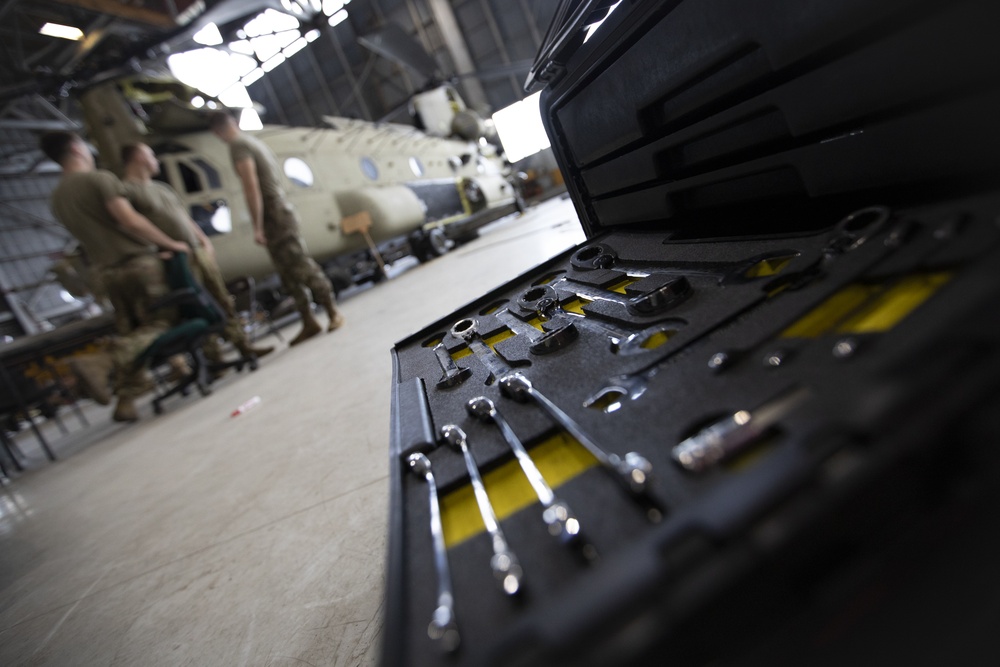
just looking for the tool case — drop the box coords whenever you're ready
[383,0,1000,664]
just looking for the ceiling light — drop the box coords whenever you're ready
[328,9,348,27]
[193,23,223,46]
[39,23,84,41]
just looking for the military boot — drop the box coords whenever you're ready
[321,296,344,332]
[289,313,322,346]
[112,396,139,422]
[237,342,275,358]
[69,353,113,405]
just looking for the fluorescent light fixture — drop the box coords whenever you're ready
[193,22,223,46]
[284,37,308,58]
[240,108,264,131]
[309,0,322,11]
[242,68,265,86]
[261,53,286,72]
[492,92,551,163]
[229,40,254,55]
[39,22,84,41]
[328,9,348,27]
[218,84,253,108]
[304,29,320,42]
[323,0,344,16]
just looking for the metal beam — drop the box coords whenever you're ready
[478,0,521,100]
[281,59,317,126]
[322,20,373,120]
[517,0,544,50]
[302,42,341,117]
[259,74,290,125]
[47,0,177,28]
[425,0,489,112]
[0,118,80,131]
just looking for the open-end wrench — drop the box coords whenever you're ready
[441,424,524,595]
[432,343,472,388]
[450,317,512,383]
[407,452,460,652]
[498,373,662,521]
[466,396,584,547]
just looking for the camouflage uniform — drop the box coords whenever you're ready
[229,134,336,322]
[50,170,171,399]
[124,179,255,358]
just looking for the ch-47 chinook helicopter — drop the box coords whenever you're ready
[76,73,520,290]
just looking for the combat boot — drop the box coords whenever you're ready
[112,396,139,422]
[321,295,344,332]
[290,313,322,346]
[237,342,275,358]
[69,353,113,405]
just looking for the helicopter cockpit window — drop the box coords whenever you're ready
[177,162,203,194]
[360,156,379,181]
[283,157,314,187]
[190,201,233,236]
[409,156,425,178]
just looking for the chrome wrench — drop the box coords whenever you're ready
[441,424,524,595]
[465,396,584,547]
[407,452,460,652]
[499,373,662,521]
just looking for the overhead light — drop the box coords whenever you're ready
[240,108,263,131]
[492,92,551,162]
[261,53,286,72]
[304,29,320,42]
[193,23,223,46]
[39,23,84,41]
[323,0,344,16]
[328,9,348,27]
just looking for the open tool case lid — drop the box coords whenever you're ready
[384,1,1000,665]
[527,0,1000,239]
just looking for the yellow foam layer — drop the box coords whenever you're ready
[440,432,599,549]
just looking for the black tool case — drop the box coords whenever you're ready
[383,0,1000,664]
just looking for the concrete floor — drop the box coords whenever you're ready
[0,196,585,666]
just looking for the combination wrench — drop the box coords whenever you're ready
[441,424,523,595]
[407,452,460,652]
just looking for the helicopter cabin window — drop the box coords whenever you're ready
[190,201,233,236]
[192,158,222,189]
[409,156,425,178]
[177,161,204,194]
[284,157,314,187]
[360,156,379,181]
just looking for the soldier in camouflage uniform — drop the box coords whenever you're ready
[209,112,342,346]
[120,143,274,362]
[40,131,191,422]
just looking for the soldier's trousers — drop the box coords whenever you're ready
[191,247,250,354]
[266,235,334,318]
[99,253,173,398]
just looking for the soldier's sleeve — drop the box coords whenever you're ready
[94,169,128,201]
[230,140,252,165]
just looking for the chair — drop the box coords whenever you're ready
[226,275,285,343]
[138,253,258,415]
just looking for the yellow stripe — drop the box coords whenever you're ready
[440,432,599,549]
[606,277,641,294]
[744,254,797,278]
[837,273,951,334]
[562,297,592,315]
[781,272,951,339]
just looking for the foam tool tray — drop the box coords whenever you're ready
[384,193,1000,667]
[384,0,1000,663]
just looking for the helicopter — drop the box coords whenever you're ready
[75,72,520,291]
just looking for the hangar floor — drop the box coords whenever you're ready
[0,196,585,666]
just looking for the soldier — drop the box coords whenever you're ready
[120,142,274,362]
[39,131,190,422]
[208,111,343,346]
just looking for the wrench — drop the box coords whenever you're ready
[432,343,472,389]
[450,317,512,383]
[498,373,662,520]
[441,424,524,595]
[493,307,579,354]
[466,396,583,546]
[516,285,680,356]
[407,452,460,652]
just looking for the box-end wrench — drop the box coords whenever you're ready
[406,452,460,652]
[441,424,524,595]
[499,373,663,522]
[466,396,590,552]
